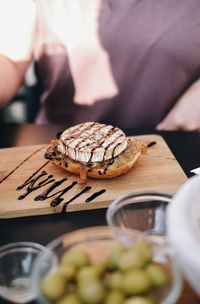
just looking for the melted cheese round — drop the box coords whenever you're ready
[57,122,128,163]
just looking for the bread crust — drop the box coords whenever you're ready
[45,138,146,180]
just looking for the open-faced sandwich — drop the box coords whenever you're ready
[44,122,147,180]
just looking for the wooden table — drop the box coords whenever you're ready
[0,123,200,304]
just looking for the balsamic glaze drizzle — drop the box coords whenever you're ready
[17,162,50,191]
[16,167,106,211]
[50,181,77,207]
[17,171,55,200]
[56,131,63,139]
[85,189,106,202]
[147,141,157,148]
[61,186,91,213]
[34,178,68,201]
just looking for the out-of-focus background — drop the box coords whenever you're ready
[0,62,40,124]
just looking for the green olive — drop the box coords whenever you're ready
[94,263,106,276]
[105,271,123,290]
[105,244,125,271]
[76,265,102,282]
[146,263,168,287]
[131,242,153,264]
[41,272,66,301]
[66,282,77,294]
[41,243,169,304]
[57,263,76,281]
[105,290,124,304]
[118,249,146,271]
[123,296,155,304]
[78,279,105,303]
[122,269,152,295]
[57,293,81,304]
[61,249,91,268]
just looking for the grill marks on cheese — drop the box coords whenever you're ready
[57,122,128,163]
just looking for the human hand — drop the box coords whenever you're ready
[157,80,200,131]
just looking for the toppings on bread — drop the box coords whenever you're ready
[44,122,147,181]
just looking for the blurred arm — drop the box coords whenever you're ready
[157,79,200,131]
[0,0,36,106]
[0,56,31,106]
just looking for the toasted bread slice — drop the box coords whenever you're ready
[45,138,146,180]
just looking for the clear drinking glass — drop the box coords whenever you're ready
[106,192,172,237]
[0,242,46,303]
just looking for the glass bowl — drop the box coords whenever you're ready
[33,226,182,304]
[106,192,172,237]
[0,242,46,303]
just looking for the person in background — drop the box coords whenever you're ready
[0,0,200,130]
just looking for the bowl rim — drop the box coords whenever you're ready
[0,241,46,257]
[106,191,172,228]
[47,225,152,249]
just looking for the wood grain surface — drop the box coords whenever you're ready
[0,135,187,218]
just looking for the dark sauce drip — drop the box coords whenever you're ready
[65,122,96,145]
[87,126,116,164]
[102,146,109,163]
[73,124,105,163]
[69,125,118,164]
[102,135,123,174]
[147,141,157,148]
[62,186,91,213]
[56,131,63,139]
[86,162,93,170]
[85,189,106,202]
[62,123,97,162]
[66,124,85,138]
[103,133,124,163]
[17,162,50,191]
[34,178,68,201]
[50,181,78,207]
[103,158,115,174]
[60,125,80,145]
[17,171,55,200]
[95,126,115,147]
[85,125,115,151]
[16,161,106,209]
[98,126,115,144]
[108,158,114,166]
[71,126,115,167]
[96,141,122,175]
[112,141,122,158]
[63,125,124,171]
[87,147,96,165]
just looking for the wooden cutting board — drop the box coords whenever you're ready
[0,135,187,219]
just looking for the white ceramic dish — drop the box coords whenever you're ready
[167,175,200,296]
